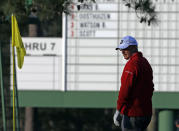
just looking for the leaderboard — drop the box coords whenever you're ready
[68,0,118,38]
[12,0,179,92]
[66,0,179,92]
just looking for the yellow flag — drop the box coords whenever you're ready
[11,14,26,69]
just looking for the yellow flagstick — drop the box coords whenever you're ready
[11,14,16,131]
[11,14,26,131]
[12,44,16,131]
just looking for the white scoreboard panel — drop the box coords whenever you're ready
[66,0,179,91]
[11,38,65,90]
[66,0,120,91]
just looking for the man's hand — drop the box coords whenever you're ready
[113,110,121,126]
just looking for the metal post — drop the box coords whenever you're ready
[14,65,20,131]
[116,0,120,91]
[147,109,157,131]
[0,42,7,131]
[64,14,68,91]
[12,44,20,131]
[159,110,174,131]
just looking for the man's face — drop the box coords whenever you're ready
[121,49,132,60]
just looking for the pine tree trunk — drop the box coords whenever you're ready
[24,13,38,131]
[24,107,34,131]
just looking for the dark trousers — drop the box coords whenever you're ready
[121,115,151,131]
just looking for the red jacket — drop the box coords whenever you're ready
[117,52,154,116]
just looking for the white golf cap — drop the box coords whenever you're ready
[116,36,138,50]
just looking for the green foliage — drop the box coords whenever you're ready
[123,0,157,25]
[63,0,157,25]
[0,0,65,37]
[36,108,120,131]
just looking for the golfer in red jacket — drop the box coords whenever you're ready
[113,36,154,131]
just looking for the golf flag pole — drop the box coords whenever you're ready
[11,14,16,131]
[11,14,26,131]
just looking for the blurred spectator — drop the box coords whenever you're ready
[176,119,179,131]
